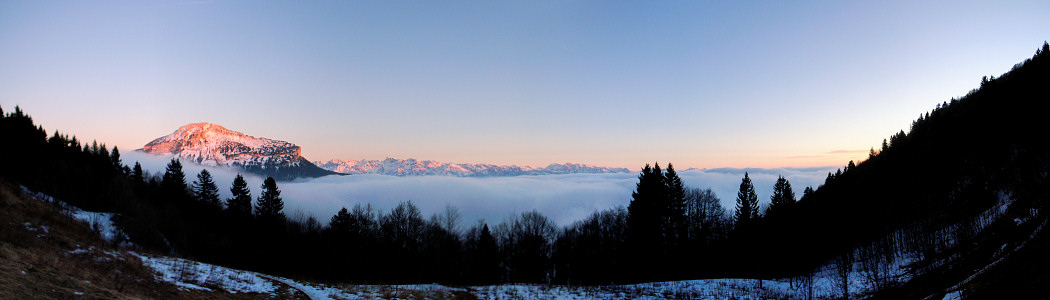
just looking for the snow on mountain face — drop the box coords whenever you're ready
[313,158,630,177]
[140,123,301,168]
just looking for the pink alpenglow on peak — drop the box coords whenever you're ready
[313,158,630,177]
[138,123,335,180]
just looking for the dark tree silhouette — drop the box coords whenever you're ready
[329,207,354,233]
[662,163,687,254]
[226,174,253,217]
[255,176,285,223]
[131,162,144,184]
[627,163,665,277]
[766,176,796,217]
[473,223,501,283]
[192,169,221,208]
[505,210,557,283]
[735,172,760,228]
[685,187,728,245]
[109,146,122,171]
[162,158,189,201]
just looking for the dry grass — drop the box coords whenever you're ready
[0,180,277,299]
[0,179,476,299]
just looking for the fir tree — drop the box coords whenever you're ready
[735,172,760,227]
[226,174,253,217]
[131,162,144,184]
[475,223,500,283]
[627,163,669,278]
[329,207,353,233]
[766,176,796,217]
[110,146,122,171]
[161,158,188,199]
[192,169,221,208]
[628,164,664,240]
[662,163,687,249]
[255,176,285,223]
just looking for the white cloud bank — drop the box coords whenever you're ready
[123,151,835,227]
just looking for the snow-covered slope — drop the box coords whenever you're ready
[314,158,630,177]
[139,123,335,180]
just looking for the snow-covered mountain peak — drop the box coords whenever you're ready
[138,123,334,180]
[140,123,300,166]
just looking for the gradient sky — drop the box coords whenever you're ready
[2,1,1048,170]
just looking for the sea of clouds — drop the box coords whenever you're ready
[123,151,836,229]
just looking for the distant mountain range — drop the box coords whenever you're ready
[137,123,335,180]
[313,158,630,177]
[137,123,629,179]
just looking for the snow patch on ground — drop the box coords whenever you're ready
[19,186,130,245]
[132,252,277,294]
[942,290,963,300]
[470,279,795,299]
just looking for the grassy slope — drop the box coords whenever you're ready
[0,179,304,299]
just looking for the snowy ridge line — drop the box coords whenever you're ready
[314,158,631,177]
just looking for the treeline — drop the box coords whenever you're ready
[3,42,1049,286]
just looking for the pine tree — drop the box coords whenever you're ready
[110,146,122,171]
[735,172,760,227]
[766,176,796,217]
[161,158,188,199]
[662,163,687,251]
[192,169,221,208]
[627,163,669,279]
[255,176,285,223]
[476,223,500,282]
[226,174,253,217]
[131,162,144,184]
[629,164,663,240]
[329,207,353,233]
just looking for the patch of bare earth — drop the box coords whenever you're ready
[0,180,274,299]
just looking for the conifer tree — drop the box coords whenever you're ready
[98,144,109,162]
[110,146,122,171]
[255,176,285,223]
[162,158,188,199]
[662,163,687,249]
[329,207,353,233]
[476,223,500,283]
[766,176,796,217]
[734,172,760,227]
[629,164,663,239]
[131,162,144,184]
[627,163,669,278]
[226,174,253,217]
[192,169,221,208]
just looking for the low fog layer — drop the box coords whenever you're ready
[123,152,836,228]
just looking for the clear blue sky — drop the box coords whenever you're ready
[2,1,1048,169]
